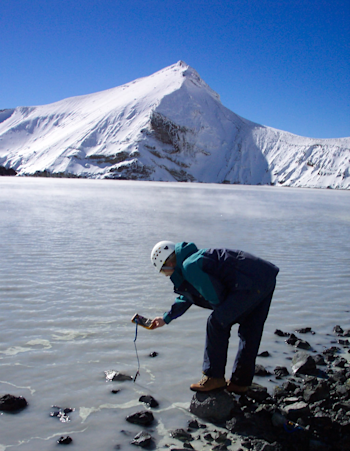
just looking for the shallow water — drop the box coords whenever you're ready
[0,178,349,450]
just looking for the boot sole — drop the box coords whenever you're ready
[190,385,227,393]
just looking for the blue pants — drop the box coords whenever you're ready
[203,282,276,386]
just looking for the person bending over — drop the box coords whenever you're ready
[150,241,279,394]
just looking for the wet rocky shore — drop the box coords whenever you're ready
[1,325,349,450]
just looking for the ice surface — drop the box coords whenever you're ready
[0,178,349,450]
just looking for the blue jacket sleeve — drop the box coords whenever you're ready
[163,296,192,324]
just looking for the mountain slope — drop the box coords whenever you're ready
[0,61,349,188]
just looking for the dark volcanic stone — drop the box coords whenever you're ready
[105,370,133,381]
[333,357,348,368]
[337,338,350,346]
[285,334,298,346]
[294,339,311,350]
[291,351,317,375]
[169,428,193,442]
[295,327,314,334]
[187,419,206,429]
[0,394,28,412]
[246,385,270,403]
[274,366,289,378]
[255,364,272,376]
[131,431,153,448]
[282,401,310,422]
[333,325,344,335]
[274,329,290,337]
[303,381,330,403]
[313,354,326,366]
[57,436,73,445]
[139,395,159,408]
[189,390,238,423]
[258,351,270,357]
[149,351,158,357]
[126,410,154,426]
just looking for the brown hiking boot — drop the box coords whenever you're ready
[190,375,226,392]
[226,380,249,394]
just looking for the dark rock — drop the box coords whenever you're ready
[335,384,350,399]
[57,436,73,445]
[333,357,348,368]
[313,354,326,366]
[332,400,350,412]
[105,370,133,381]
[274,366,289,378]
[183,443,194,449]
[187,419,206,429]
[0,394,28,412]
[169,428,193,442]
[294,339,311,350]
[333,325,344,335]
[149,352,158,357]
[322,346,341,361]
[214,431,229,443]
[282,401,310,421]
[337,338,350,346]
[291,351,317,375]
[212,444,228,451]
[139,395,159,408]
[274,329,289,337]
[0,166,17,176]
[258,351,270,357]
[189,390,238,423]
[295,327,314,334]
[273,386,288,400]
[246,385,270,403]
[303,381,330,403]
[131,431,153,448]
[111,389,121,394]
[285,334,298,346]
[255,364,272,376]
[126,410,154,426]
[282,380,298,392]
[203,432,214,441]
[226,414,266,438]
[328,369,347,384]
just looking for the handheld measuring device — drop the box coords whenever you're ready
[131,313,153,329]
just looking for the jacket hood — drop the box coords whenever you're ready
[174,242,198,266]
[170,242,198,288]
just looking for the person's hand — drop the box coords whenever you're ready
[150,317,166,329]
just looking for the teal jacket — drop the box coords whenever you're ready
[163,242,279,326]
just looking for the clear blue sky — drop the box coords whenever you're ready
[1,0,349,138]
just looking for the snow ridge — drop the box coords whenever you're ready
[0,61,349,188]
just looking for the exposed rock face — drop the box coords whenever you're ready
[0,165,16,176]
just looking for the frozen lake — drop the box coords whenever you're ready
[0,178,349,450]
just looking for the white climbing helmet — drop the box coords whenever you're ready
[151,241,176,272]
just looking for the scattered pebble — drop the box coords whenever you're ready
[57,436,73,445]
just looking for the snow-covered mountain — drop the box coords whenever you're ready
[1,61,349,188]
